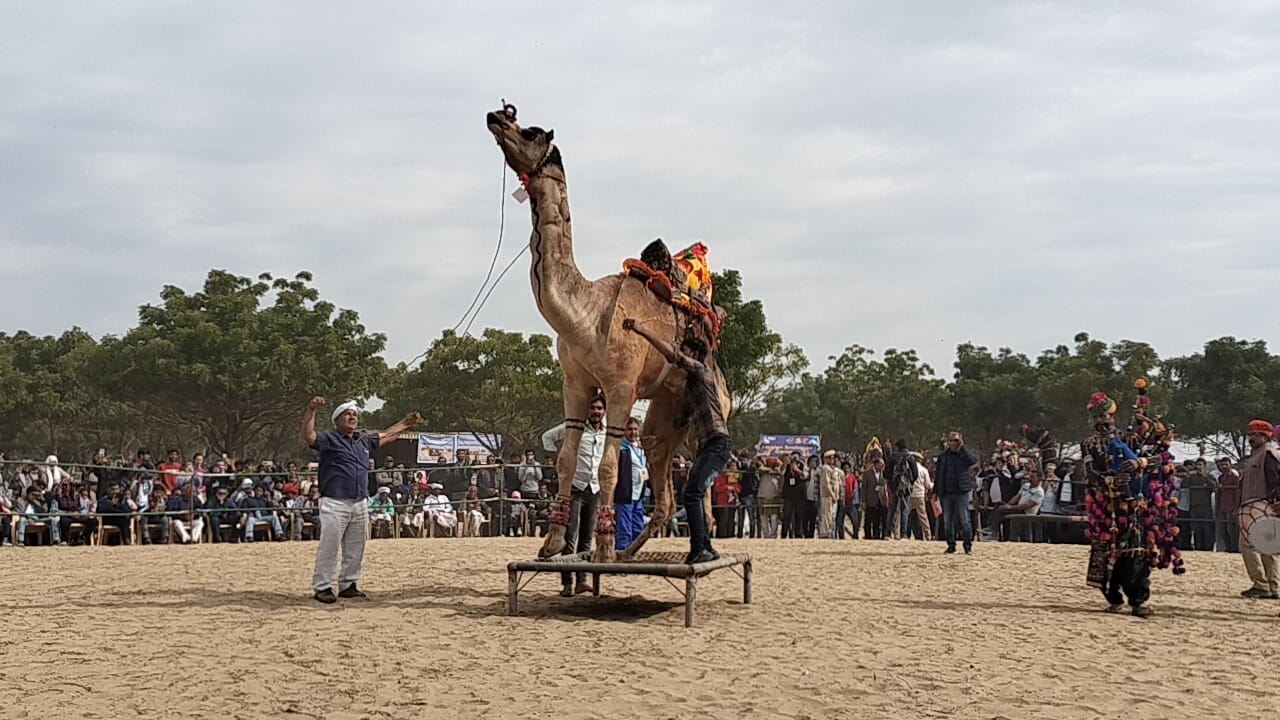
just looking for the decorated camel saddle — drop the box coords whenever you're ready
[622,239,724,344]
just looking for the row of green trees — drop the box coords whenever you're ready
[1,269,1276,461]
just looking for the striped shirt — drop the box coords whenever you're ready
[673,353,730,443]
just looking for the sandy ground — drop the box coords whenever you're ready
[2,536,1276,720]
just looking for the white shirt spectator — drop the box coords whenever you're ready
[1016,481,1046,515]
[542,421,607,494]
[911,465,934,499]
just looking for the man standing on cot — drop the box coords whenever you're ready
[302,397,421,604]
[624,320,731,564]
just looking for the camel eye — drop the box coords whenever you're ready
[519,129,537,141]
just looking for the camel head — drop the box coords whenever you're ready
[486,105,561,177]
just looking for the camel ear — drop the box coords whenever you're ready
[546,129,555,142]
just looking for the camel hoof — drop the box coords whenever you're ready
[592,540,616,564]
[538,527,567,558]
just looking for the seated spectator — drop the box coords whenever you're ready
[532,482,554,537]
[95,481,133,545]
[400,482,428,538]
[53,476,92,544]
[166,479,204,544]
[140,484,170,544]
[518,450,542,497]
[296,485,321,539]
[368,486,396,538]
[984,472,1046,541]
[0,490,11,546]
[240,484,284,542]
[461,485,486,537]
[203,485,238,542]
[426,482,458,536]
[506,491,526,536]
[17,485,62,546]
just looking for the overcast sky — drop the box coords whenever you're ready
[3,1,1278,379]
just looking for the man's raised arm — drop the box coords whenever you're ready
[623,319,682,364]
[302,396,325,447]
[376,411,422,448]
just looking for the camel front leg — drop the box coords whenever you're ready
[591,392,635,564]
[539,385,596,559]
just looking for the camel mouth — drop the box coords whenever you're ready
[485,111,509,133]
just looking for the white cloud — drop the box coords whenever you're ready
[1,1,1278,377]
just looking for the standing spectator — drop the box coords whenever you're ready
[736,458,761,539]
[157,449,183,492]
[561,394,606,594]
[711,462,737,540]
[780,453,808,538]
[40,455,72,493]
[1238,420,1280,599]
[1215,457,1241,552]
[518,450,542,498]
[907,454,934,541]
[0,487,9,546]
[95,481,133,545]
[833,461,860,539]
[885,440,918,540]
[817,451,843,538]
[1183,460,1218,551]
[862,457,887,540]
[615,418,649,550]
[757,459,782,539]
[935,431,978,555]
[803,455,821,537]
[16,485,61,545]
[166,478,204,544]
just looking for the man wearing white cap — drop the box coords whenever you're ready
[302,396,420,604]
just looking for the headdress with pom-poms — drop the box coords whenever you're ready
[1087,392,1116,416]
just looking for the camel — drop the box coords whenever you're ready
[485,105,732,563]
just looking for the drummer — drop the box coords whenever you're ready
[1238,419,1280,600]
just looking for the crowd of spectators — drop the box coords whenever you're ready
[0,439,1244,552]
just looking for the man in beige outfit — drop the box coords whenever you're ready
[1238,419,1280,600]
[818,450,844,538]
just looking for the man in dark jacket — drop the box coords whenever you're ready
[934,431,978,555]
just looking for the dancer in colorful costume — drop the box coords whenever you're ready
[1082,380,1185,618]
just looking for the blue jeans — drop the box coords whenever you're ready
[244,514,284,541]
[887,496,909,538]
[940,491,973,550]
[832,503,860,539]
[682,436,733,556]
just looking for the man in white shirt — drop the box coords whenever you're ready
[544,394,607,596]
[985,473,1046,541]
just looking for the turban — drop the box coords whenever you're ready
[331,400,358,425]
[1247,419,1274,437]
[1087,392,1116,416]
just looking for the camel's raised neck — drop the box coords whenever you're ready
[523,164,590,338]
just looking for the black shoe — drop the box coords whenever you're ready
[686,549,720,564]
[1131,604,1152,618]
[338,584,368,599]
[560,586,573,598]
[963,545,973,555]
[313,589,337,604]
[1241,587,1273,600]
[944,547,957,554]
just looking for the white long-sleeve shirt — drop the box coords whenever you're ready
[541,421,607,494]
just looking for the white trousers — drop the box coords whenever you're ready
[312,497,369,593]
[172,518,205,543]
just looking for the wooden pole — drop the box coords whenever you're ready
[743,559,753,604]
[507,569,519,615]
[684,576,697,628]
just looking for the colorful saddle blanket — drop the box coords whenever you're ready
[622,239,722,343]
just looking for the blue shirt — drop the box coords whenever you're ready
[313,430,379,500]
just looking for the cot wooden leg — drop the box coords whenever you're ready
[507,569,519,616]
[685,576,697,628]
[592,573,601,597]
[744,560,753,604]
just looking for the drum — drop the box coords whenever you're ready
[1238,499,1280,555]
